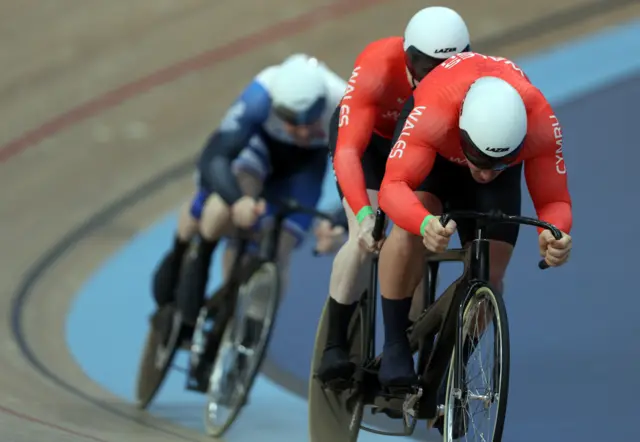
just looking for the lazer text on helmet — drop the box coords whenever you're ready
[388,106,427,159]
[549,114,565,174]
[339,66,361,127]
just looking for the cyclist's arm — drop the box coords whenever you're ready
[332,65,381,224]
[379,139,437,236]
[379,95,451,236]
[524,154,572,234]
[199,81,270,205]
[523,102,572,234]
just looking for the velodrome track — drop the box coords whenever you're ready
[1,1,638,441]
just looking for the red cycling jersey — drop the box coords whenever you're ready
[379,52,572,236]
[332,37,413,220]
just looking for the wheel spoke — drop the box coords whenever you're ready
[444,286,509,442]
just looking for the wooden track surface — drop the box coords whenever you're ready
[1,0,637,440]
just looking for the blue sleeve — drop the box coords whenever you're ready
[198,80,272,205]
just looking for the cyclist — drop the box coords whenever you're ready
[376,52,573,389]
[150,53,347,338]
[316,6,471,384]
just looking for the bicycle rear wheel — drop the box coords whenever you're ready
[443,285,510,441]
[203,261,280,437]
[135,305,182,409]
[308,296,364,442]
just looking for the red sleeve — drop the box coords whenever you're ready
[333,55,383,221]
[524,100,572,234]
[379,96,451,236]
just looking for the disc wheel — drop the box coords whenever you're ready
[308,296,364,442]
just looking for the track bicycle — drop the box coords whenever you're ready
[135,198,334,437]
[308,209,562,441]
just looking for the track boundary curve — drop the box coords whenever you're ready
[8,0,636,438]
[10,160,200,440]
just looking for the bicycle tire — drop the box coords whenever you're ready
[203,260,280,437]
[135,305,181,409]
[443,284,510,441]
[308,296,364,442]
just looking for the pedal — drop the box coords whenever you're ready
[314,374,353,392]
[402,387,422,416]
[185,371,209,393]
[185,356,211,393]
[371,407,403,419]
[426,405,445,429]
[401,387,422,428]
[383,384,416,397]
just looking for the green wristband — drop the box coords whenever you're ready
[420,214,435,236]
[356,206,374,224]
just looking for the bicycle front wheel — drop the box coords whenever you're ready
[203,261,280,437]
[443,284,510,441]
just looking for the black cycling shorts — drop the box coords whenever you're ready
[327,106,391,200]
[419,154,522,246]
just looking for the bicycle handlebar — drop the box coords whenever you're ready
[372,208,386,241]
[439,210,563,270]
[371,209,562,270]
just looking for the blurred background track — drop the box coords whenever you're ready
[0,0,637,440]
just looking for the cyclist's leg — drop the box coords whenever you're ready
[152,193,202,308]
[377,154,458,387]
[316,131,389,382]
[377,193,441,386]
[176,137,268,326]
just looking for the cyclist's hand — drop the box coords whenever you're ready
[422,215,456,253]
[314,220,346,254]
[231,196,266,229]
[539,229,571,267]
[358,214,384,253]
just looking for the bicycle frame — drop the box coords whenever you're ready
[425,210,561,404]
[219,198,335,287]
[359,208,386,372]
[198,198,333,370]
[356,209,562,416]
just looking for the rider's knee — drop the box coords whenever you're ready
[177,199,199,241]
[199,193,232,240]
[387,225,423,256]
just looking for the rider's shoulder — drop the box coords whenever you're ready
[359,36,403,58]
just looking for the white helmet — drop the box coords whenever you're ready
[459,76,527,170]
[271,54,327,125]
[403,7,471,81]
